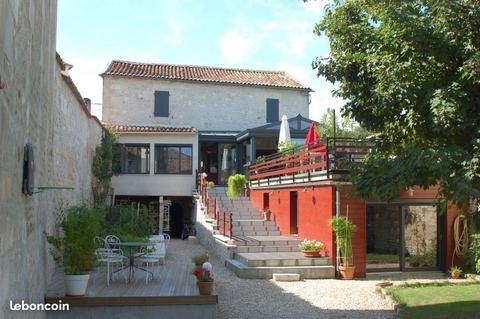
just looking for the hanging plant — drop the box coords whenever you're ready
[227,174,247,198]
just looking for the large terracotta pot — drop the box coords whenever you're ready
[339,265,355,280]
[197,281,214,295]
[301,250,322,258]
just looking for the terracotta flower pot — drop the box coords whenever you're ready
[301,250,322,258]
[339,265,355,280]
[451,272,461,279]
[264,213,271,221]
[197,281,214,295]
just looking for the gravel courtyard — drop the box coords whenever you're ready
[175,239,395,319]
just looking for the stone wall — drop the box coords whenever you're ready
[102,77,310,131]
[0,1,103,318]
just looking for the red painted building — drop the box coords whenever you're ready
[248,139,466,278]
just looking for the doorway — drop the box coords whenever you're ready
[366,204,442,272]
[290,191,298,235]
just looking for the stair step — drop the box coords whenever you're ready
[236,245,299,253]
[235,252,329,267]
[225,259,335,279]
[234,231,281,236]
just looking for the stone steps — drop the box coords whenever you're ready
[232,225,279,232]
[235,252,329,267]
[225,259,335,279]
[236,245,299,253]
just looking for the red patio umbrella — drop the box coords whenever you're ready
[304,122,319,146]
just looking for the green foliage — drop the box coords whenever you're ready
[227,174,247,198]
[255,155,267,164]
[277,141,299,156]
[315,108,371,139]
[192,254,209,267]
[449,266,462,274]
[407,250,436,268]
[206,181,216,189]
[469,233,480,274]
[102,205,154,241]
[92,129,117,207]
[314,1,480,206]
[329,216,356,266]
[46,205,101,274]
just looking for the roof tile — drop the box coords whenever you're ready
[101,61,310,90]
[104,123,197,134]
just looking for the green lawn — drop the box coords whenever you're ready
[387,282,480,319]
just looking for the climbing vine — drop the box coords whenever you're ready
[92,129,117,207]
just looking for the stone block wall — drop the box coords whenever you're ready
[0,1,103,318]
[102,77,310,131]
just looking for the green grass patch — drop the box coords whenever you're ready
[367,253,398,263]
[386,282,480,319]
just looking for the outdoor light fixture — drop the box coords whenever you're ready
[406,186,414,197]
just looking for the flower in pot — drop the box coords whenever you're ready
[449,266,462,279]
[298,239,324,257]
[196,270,214,295]
[263,209,272,221]
[329,215,356,280]
[192,253,209,274]
[46,205,101,296]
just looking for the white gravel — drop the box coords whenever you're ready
[175,239,395,319]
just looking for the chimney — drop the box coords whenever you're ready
[84,98,91,113]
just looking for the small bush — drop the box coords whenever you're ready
[227,174,247,198]
[469,233,480,273]
[102,205,154,241]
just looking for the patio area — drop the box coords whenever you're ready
[45,239,217,318]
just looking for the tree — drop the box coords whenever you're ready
[315,107,371,138]
[313,0,480,205]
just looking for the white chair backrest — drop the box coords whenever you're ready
[105,235,121,248]
[94,236,107,248]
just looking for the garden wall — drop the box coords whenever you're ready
[0,1,103,318]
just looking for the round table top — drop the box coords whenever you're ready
[111,242,154,247]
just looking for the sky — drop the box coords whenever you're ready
[57,0,343,120]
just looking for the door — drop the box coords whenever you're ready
[290,191,298,235]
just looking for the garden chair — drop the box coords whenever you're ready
[95,248,127,286]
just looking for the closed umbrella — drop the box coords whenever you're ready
[278,114,291,148]
[304,122,319,146]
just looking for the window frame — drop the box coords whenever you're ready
[154,143,193,175]
[113,143,150,175]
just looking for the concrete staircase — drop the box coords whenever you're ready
[207,187,335,279]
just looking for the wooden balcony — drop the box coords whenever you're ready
[248,138,374,188]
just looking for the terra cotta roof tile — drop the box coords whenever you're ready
[101,60,311,90]
[104,123,197,134]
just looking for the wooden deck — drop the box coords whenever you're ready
[45,239,217,306]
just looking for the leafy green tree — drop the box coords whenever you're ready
[316,107,371,138]
[314,0,480,205]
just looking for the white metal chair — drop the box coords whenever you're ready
[95,248,127,286]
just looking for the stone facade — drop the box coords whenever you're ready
[102,77,310,131]
[0,1,103,318]
[111,132,198,197]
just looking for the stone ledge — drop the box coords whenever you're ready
[273,273,300,281]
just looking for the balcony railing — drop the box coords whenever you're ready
[248,137,374,188]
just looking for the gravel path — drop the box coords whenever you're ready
[174,239,395,319]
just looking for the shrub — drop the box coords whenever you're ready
[469,233,480,273]
[103,205,154,241]
[227,174,247,198]
[329,216,356,266]
[46,205,101,274]
[192,254,209,267]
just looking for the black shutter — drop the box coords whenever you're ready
[154,91,169,117]
[266,98,279,122]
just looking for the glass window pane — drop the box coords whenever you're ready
[180,147,192,174]
[125,146,138,173]
[140,147,149,173]
[167,147,180,173]
[156,146,168,173]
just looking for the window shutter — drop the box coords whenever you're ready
[266,98,279,122]
[154,91,169,117]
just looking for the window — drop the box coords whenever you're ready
[266,98,279,122]
[155,144,193,174]
[113,144,150,174]
[154,91,169,117]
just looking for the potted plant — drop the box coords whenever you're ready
[46,205,101,296]
[329,215,356,280]
[196,270,214,295]
[192,253,209,274]
[263,209,272,221]
[449,266,462,279]
[298,239,324,257]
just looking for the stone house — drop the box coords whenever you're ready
[101,61,316,236]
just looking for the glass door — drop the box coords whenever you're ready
[219,143,237,184]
